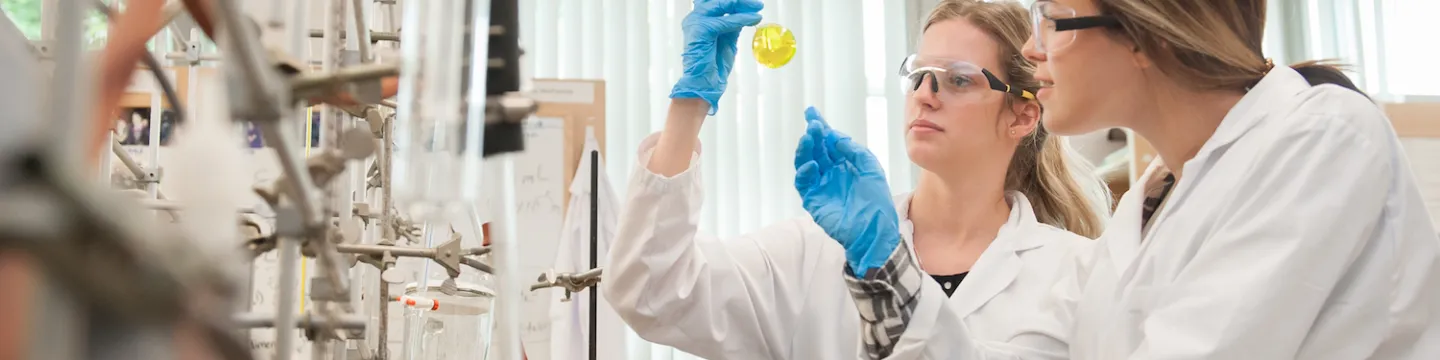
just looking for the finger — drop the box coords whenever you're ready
[804,106,830,128]
[803,105,838,169]
[805,118,834,170]
[838,138,885,174]
[693,0,720,15]
[730,0,765,13]
[794,160,821,196]
[714,12,763,32]
[700,0,765,16]
[829,136,854,168]
[716,30,741,75]
[794,127,815,169]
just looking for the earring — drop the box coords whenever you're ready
[1010,130,1015,135]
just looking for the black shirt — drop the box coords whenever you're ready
[930,272,969,297]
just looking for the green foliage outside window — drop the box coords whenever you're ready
[2,0,111,47]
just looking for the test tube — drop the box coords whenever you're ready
[391,0,483,221]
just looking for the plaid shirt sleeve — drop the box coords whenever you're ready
[844,241,925,359]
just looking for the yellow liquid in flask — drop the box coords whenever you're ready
[752,24,796,69]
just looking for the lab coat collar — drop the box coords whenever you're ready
[894,191,1044,319]
[893,191,1043,255]
[1001,192,1045,252]
[1192,66,1312,165]
[1105,68,1314,273]
[1103,160,1165,269]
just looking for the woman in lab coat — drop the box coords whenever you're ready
[603,0,1109,359]
[813,0,1440,359]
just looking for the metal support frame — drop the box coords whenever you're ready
[8,0,536,358]
[234,312,369,330]
[309,29,400,42]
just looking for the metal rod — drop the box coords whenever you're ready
[276,2,310,358]
[461,257,494,274]
[308,288,335,360]
[100,132,113,181]
[312,339,329,360]
[213,0,280,114]
[377,121,393,360]
[112,138,184,220]
[112,138,146,178]
[289,63,400,96]
[311,5,359,352]
[160,52,224,62]
[491,155,523,360]
[146,81,162,200]
[242,248,255,316]
[138,199,257,213]
[48,0,93,169]
[304,27,510,41]
[138,53,185,123]
[186,29,200,120]
[589,149,598,360]
[308,29,400,42]
[274,237,302,360]
[376,267,389,359]
[256,120,325,228]
[376,10,399,359]
[334,243,435,258]
[233,312,369,330]
[350,0,372,61]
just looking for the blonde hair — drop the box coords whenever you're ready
[924,0,1109,238]
[1096,0,1360,92]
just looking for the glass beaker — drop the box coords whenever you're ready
[391,0,486,221]
[399,280,496,360]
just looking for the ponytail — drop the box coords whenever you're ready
[1006,126,1110,239]
[923,0,1110,238]
[1289,60,1368,98]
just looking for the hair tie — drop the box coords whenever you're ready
[1263,58,1275,74]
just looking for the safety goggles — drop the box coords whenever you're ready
[1030,0,1122,53]
[899,54,1035,101]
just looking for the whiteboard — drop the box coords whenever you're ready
[378,116,568,358]
[488,116,568,360]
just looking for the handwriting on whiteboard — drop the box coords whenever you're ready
[525,320,551,335]
[507,117,567,348]
[514,121,564,220]
[516,190,563,216]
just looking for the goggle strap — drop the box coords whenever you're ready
[981,68,1036,100]
[1053,15,1122,31]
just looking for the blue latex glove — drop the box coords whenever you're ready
[793,106,902,277]
[671,0,764,115]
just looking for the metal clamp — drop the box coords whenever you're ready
[530,268,604,301]
[185,31,202,64]
[136,166,163,185]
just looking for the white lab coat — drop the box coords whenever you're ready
[550,136,631,360]
[602,137,1094,360]
[880,66,1440,359]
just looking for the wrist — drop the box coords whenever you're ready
[669,98,710,119]
[646,99,709,177]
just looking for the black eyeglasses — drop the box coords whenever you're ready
[1031,1,1122,53]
